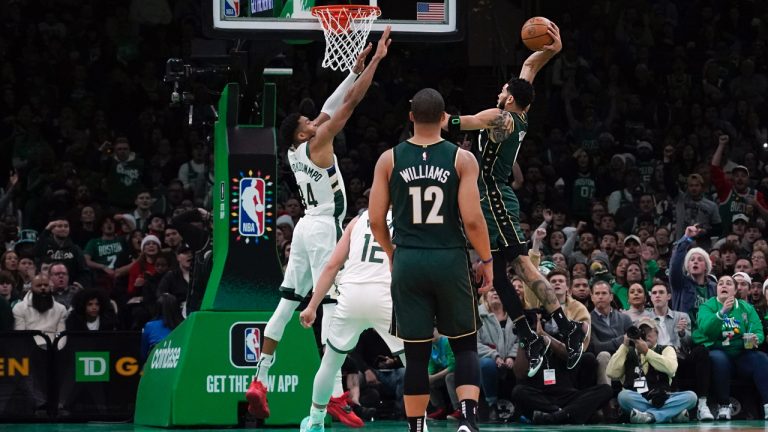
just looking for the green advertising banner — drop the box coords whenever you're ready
[134,311,319,426]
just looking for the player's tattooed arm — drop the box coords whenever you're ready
[489,112,513,143]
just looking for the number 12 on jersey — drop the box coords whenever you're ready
[408,186,444,224]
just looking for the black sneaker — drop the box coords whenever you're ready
[523,334,550,377]
[456,420,479,432]
[562,320,589,369]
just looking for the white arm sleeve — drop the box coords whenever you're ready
[320,71,359,118]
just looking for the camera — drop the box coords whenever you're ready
[626,326,642,340]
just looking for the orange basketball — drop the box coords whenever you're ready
[521,16,554,51]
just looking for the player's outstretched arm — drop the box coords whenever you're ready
[369,150,394,264]
[310,27,392,167]
[314,44,373,126]
[441,108,514,133]
[455,149,493,292]
[299,216,358,328]
[519,21,562,84]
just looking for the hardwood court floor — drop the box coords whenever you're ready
[3,420,768,431]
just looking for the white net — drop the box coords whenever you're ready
[312,6,381,72]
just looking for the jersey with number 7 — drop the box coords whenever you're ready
[389,140,466,248]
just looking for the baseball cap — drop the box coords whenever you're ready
[637,317,657,329]
[636,141,653,152]
[732,165,750,176]
[624,235,641,245]
[732,213,749,224]
[733,272,752,285]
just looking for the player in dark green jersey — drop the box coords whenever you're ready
[442,21,588,377]
[369,88,493,432]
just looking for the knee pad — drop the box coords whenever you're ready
[449,334,480,387]
[264,298,300,341]
[403,341,431,395]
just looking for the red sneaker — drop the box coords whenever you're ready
[327,391,364,428]
[427,407,447,420]
[446,409,462,420]
[245,380,270,419]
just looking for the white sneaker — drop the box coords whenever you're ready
[698,403,714,421]
[717,404,732,420]
[630,408,655,424]
[671,409,689,423]
[763,403,768,420]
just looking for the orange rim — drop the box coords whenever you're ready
[310,5,382,19]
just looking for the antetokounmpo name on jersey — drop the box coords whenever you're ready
[290,161,323,182]
[399,165,451,184]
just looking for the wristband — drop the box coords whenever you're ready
[448,114,461,137]
[481,256,493,264]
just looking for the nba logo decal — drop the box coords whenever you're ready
[231,322,267,368]
[244,328,261,362]
[239,177,266,237]
[224,0,240,17]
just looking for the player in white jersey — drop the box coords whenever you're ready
[297,209,405,431]
[246,28,392,423]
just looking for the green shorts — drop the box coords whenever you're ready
[480,187,527,254]
[390,247,481,342]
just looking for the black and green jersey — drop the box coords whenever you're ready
[389,140,466,249]
[477,111,527,196]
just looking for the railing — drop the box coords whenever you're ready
[0,331,141,421]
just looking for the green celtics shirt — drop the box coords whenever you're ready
[389,140,466,249]
[84,237,125,269]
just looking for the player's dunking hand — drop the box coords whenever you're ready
[541,21,562,54]
[299,306,317,328]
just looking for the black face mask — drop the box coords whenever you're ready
[32,292,54,313]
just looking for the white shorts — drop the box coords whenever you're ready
[325,282,404,355]
[280,216,340,299]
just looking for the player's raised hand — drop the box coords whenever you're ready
[542,21,562,54]
[373,26,392,60]
[299,307,317,328]
[352,43,373,74]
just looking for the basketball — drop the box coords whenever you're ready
[521,16,554,51]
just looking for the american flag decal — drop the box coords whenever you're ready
[416,2,445,22]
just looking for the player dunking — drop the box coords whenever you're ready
[297,208,409,431]
[444,21,588,376]
[369,88,494,432]
[246,27,392,423]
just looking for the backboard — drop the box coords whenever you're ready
[206,0,461,41]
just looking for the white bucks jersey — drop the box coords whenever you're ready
[288,142,347,222]
[338,210,393,286]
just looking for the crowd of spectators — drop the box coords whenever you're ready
[2,0,768,425]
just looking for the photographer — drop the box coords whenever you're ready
[606,317,696,424]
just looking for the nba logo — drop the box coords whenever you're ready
[239,177,266,237]
[224,0,240,17]
[244,328,261,362]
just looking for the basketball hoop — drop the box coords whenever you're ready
[311,5,381,72]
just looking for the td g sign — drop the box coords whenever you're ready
[76,352,109,382]
[75,352,140,382]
